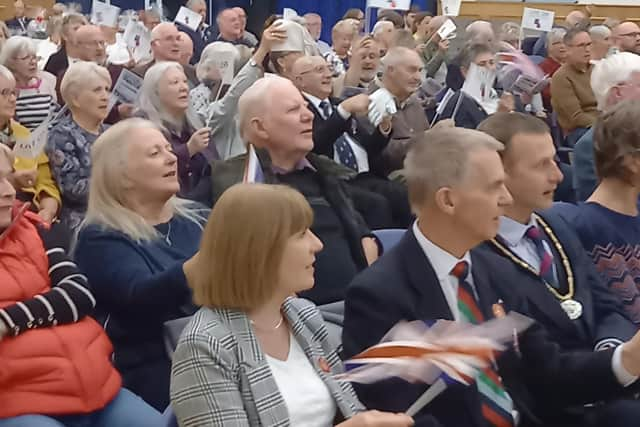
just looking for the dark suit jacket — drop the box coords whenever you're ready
[304,96,390,171]
[175,22,215,65]
[437,91,488,130]
[343,230,631,427]
[476,211,637,351]
[43,45,68,78]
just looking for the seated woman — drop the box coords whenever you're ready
[75,118,209,411]
[137,62,213,200]
[538,27,567,112]
[0,65,59,223]
[0,144,161,427]
[437,43,515,129]
[45,61,110,232]
[171,183,414,427]
[0,36,59,131]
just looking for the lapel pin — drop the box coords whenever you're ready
[492,300,506,318]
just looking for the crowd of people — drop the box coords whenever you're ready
[2,0,640,426]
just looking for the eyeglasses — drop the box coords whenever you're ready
[0,88,18,98]
[299,65,331,75]
[14,54,36,62]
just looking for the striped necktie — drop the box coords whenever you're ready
[451,261,515,427]
[525,225,558,288]
[319,100,358,171]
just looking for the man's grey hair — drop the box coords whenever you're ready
[381,46,417,72]
[589,25,611,41]
[238,75,290,141]
[0,36,36,68]
[186,0,206,9]
[546,27,567,46]
[372,20,393,36]
[591,52,640,110]
[466,20,494,43]
[404,127,503,212]
[196,41,241,82]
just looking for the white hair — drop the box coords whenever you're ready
[466,20,493,36]
[196,41,240,82]
[237,75,290,140]
[372,20,393,36]
[0,64,15,83]
[186,0,205,8]
[546,27,567,45]
[591,52,640,110]
[589,25,611,41]
[381,46,418,72]
[60,61,111,107]
[0,36,36,68]
[82,118,206,242]
[137,61,196,133]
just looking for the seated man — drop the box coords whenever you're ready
[304,13,332,55]
[611,21,640,55]
[175,0,215,64]
[336,35,382,93]
[210,76,380,305]
[323,20,357,77]
[6,0,29,36]
[292,55,412,227]
[215,8,255,48]
[476,112,637,355]
[343,126,640,427]
[566,100,640,325]
[550,28,598,145]
[573,52,640,201]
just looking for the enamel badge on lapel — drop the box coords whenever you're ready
[318,357,331,373]
[492,301,506,319]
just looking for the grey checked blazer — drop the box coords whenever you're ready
[170,297,365,427]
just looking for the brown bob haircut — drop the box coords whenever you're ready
[189,183,313,311]
[593,99,640,181]
[477,112,550,156]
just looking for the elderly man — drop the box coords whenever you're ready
[304,12,331,55]
[550,28,597,143]
[176,0,215,64]
[418,15,450,83]
[372,20,395,56]
[177,32,193,66]
[44,12,87,77]
[343,126,640,427]
[573,52,640,201]
[232,6,258,48]
[374,46,429,176]
[140,8,161,31]
[465,20,495,45]
[210,76,380,305]
[590,25,613,60]
[611,21,640,55]
[323,20,357,76]
[6,0,29,36]
[216,8,253,48]
[566,9,590,28]
[133,23,197,87]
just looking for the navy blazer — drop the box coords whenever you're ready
[343,230,630,427]
[476,210,637,351]
[304,96,390,166]
[175,22,215,65]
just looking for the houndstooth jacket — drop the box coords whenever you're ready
[170,297,365,426]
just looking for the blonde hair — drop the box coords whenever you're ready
[83,118,207,242]
[189,183,313,310]
[60,61,111,107]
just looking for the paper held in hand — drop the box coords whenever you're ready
[521,7,555,33]
[436,19,457,40]
[13,121,49,160]
[91,1,121,28]
[440,0,462,17]
[108,68,144,113]
[123,20,152,64]
[366,0,411,10]
[174,6,202,31]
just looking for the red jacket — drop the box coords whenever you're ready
[0,206,121,418]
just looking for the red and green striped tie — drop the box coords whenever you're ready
[451,261,515,427]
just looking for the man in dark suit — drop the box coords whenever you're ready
[5,0,29,36]
[290,54,412,228]
[476,112,638,352]
[44,13,88,78]
[342,126,640,427]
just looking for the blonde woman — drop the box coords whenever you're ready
[171,183,414,427]
[75,118,208,411]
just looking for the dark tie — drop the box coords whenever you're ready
[319,100,358,171]
[525,225,558,288]
[451,261,515,427]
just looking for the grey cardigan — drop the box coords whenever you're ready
[170,297,364,426]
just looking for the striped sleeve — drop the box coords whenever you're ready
[0,224,96,337]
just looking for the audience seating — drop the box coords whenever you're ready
[373,228,406,252]
[162,406,178,427]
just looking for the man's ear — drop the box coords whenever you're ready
[434,187,456,216]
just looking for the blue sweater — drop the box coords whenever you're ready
[75,210,207,410]
[567,202,640,325]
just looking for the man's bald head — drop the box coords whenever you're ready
[565,10,588,28]
[466,20,495,45]
[232,7,247,31]
[612,21,640,54]
[76,25,107,64]
[291,55,333,98]
[151,22,181,62]
[217,8,242,41]
[177,32,193,66]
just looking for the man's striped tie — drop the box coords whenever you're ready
[451,261,515,427]
[525,225,558,288]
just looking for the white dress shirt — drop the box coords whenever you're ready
[498,216,636,386]
[304,92,369,173]
[412,221,475,321]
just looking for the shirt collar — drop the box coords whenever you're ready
[412,220,472,283]
[303,92,328,113]
[270,157,316,175]
[498,214,537,247]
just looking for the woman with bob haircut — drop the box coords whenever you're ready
[75,118,209,411]
[0,144,162,427]
[170,183,414,427]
